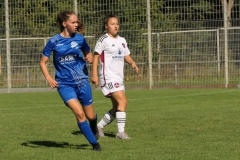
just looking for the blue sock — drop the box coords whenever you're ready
[89,113,98,132]
[77,120,98,145]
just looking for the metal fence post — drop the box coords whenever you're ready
[5,0,11,92]
[223,0,229,88]
[147,0,153,89]
[26,67,29,88]
[175,63,178,85]
[216,29,220,78]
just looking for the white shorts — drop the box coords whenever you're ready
[101,81,125,97]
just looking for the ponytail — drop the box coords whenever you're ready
[77,20,86,35]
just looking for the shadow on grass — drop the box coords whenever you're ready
[21,141,89,150]
[72,130,115,138]
[104,132,116,138]
[71,130,83,135]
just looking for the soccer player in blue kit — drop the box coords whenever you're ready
[39,10,101,151]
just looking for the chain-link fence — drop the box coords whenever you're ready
[0,0,239,92]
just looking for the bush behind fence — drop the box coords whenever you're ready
[0,0,240,91]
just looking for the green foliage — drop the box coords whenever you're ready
[0,73,3,86]
[156,30,217,63]
[0,0,239,86]
[1,0,218,37]
[1,0,237,37]
[8,0,75,37]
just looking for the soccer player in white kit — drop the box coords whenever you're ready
[92,14,138,139]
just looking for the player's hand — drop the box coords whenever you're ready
[85,52,93,63]
[91,76,99,88]
[131,62,139,74]
[46,77,59,89]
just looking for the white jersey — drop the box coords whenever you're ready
[94,33,130,87]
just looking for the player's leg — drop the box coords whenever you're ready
[97,85,115,137]
[109,98,118,116]
[111,90,130,139]
[79,82,99,140]
[58,85,101,151]
[67,100,101,151]
[97,102,116,137]
[83,104,99,140]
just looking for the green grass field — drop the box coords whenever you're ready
[0,88,240,160]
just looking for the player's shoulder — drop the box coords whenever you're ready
[72,33,86,41]
[75,33,85,38]
[49,33,61,44]
[97,34,109,43]
[117,35,127,42]
[114,35,127,44]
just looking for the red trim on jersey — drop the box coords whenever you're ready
[100,51,104,63]
[105,92,112,98]
[100,51,106,87]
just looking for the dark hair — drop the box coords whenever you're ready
[77,20,86,34]
[56,10,85,34]
[100,14,118,34]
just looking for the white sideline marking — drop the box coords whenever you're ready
[0,89,239,111]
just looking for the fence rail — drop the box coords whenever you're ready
[1,27,240,91]
[0,0,240,92]
[1,28,240,90]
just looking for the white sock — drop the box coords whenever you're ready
[116,111,126,133]
[97,111,115,128]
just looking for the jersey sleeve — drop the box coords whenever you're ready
[94,40,104,55]
[123,38,130,56]
[42,40,53,58]
[81,38,91,53]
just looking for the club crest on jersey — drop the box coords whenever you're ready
[114,83,120,88]
[118,48,123,55]
[71,41,78,48]
[122,43,125,48]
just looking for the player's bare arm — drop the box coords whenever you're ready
[91,52,100,87]
[39,55,59,88]
[84,51,93,63]
[125,55,139,74]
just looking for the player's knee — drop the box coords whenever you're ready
[86,113,96,121]
[121,99,127,106]
[75,112,86,122]
[117,101,127,111]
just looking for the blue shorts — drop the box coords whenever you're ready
[57,82,93,107]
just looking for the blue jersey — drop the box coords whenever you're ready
[42,33,90,85]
